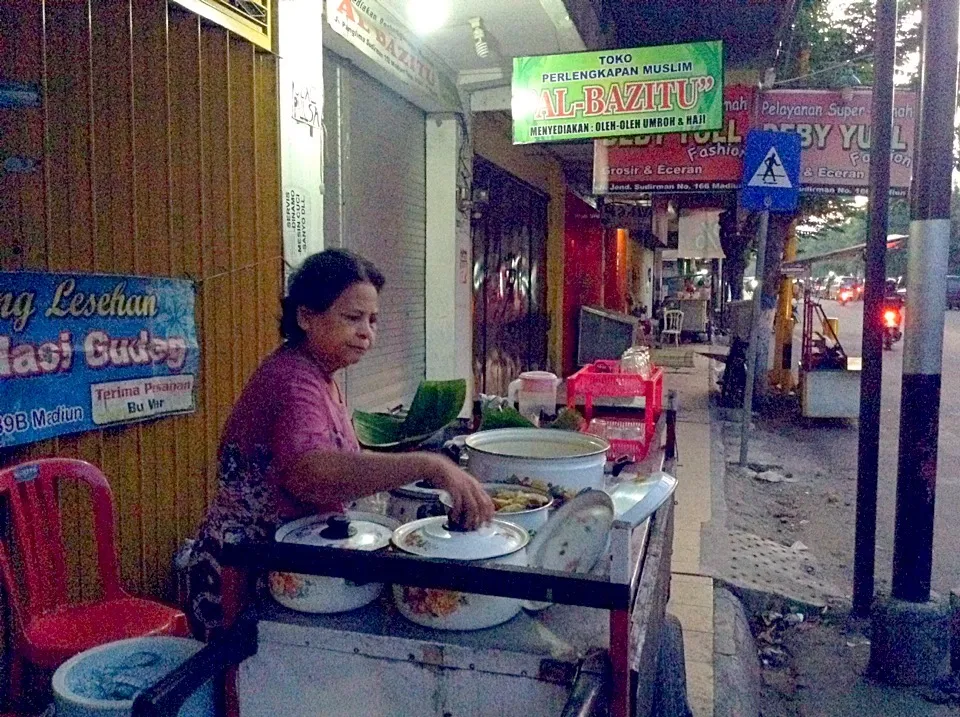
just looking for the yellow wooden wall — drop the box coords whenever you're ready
[0,1,283,602]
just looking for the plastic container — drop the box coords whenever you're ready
[567,360,664,462]
[507,371,560,425]
[586,417,652,462]
[52,636,213,717]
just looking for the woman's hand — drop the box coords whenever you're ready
[423,455,495,530]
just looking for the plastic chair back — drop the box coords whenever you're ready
[664,310,684,334]
[0,459,124,627]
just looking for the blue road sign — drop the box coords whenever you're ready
[740,130,801,213]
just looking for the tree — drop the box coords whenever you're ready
[746,0,922,399]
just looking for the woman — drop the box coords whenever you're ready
[188,249,493,637]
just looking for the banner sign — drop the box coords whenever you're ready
[512,41,724,145]
[758,88,916,197]
[593,86,917,197]
[599,199,653,234]
[0,272,199,448]
[675,209,725,259]
[594,85,752,193]
[326,0,459,110]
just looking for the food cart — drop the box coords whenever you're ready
[799,289,861,419]
[132,414,681,717]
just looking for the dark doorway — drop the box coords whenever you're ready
[472,157,550,396]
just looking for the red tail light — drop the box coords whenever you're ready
[884,309,899,326]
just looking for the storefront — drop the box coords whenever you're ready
[0,2,284,599]
[319,0,465,412]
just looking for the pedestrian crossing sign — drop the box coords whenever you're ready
[741,130,801,212]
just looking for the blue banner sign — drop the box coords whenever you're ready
[0,272,199,448]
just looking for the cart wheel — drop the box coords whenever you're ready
[651,615,693,717]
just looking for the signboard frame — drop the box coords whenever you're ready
[512,40,724,145]
[740,130,802,213]
[0,271,199,449]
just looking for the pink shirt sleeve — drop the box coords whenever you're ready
[268,356,357,476]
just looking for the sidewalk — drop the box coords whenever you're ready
[662,352,717,717]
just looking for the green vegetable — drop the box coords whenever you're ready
[353,379,466,451]
[549,407,586,432]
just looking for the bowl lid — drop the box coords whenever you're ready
[392,516,528,561]
[275,512,397,552]
[464,428,609,459]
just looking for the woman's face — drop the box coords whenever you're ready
[297,281,380,372]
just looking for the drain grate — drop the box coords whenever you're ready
[721,530,843,608]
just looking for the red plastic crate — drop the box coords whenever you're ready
[567,360,663,461]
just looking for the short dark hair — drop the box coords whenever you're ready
[280,249,385,344]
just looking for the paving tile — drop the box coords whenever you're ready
[686,660,715,717]
[682,628,714,664]
[668,602,714,634]
[674,500,711,526]
[669,575,714,607]
[674,527,702,552]
[671,554,702,574]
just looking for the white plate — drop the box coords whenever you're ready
[523,489,615,611]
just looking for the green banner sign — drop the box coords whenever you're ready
[512,41,724,145]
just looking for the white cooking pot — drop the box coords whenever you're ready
[464,428,609,503]
[270,512,398,614]
[386,481,449,524]
[392,517,529,631]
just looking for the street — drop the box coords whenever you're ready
[798,299,960,595]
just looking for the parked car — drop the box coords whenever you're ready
[947,275,960,309]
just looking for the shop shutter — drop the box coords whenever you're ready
[326,57,427,411]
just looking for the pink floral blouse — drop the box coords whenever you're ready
[188,345,358,634]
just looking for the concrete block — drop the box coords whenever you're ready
[869,593,951,686]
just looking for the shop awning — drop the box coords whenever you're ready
[783,234,908,270]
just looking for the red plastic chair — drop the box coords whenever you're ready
[0,458,189,701]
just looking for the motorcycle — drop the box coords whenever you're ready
[838,288,854,306]
[883,304,903,350]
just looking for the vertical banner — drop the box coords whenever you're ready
[677,209,725,259]
[0,272,199,448]
[279,0,325,267]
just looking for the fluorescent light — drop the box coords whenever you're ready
[408,0,448,35]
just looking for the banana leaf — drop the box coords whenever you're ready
[478,405,535,431]
[353,379,466,451]
[404,379,467,436]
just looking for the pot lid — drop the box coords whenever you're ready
[390,480,449,500]
[392,516,528,561]
[464,428,609,459]
[275,512,396,552]
[527,489,614,575]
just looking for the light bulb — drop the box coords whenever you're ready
[408,0,448,35]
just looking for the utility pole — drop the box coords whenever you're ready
[869,0,959,687]
[852,0,896,618]
[892,0,957,604]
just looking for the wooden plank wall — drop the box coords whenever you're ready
[0,1,283,602]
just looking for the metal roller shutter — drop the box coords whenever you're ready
[327,57,427,411]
